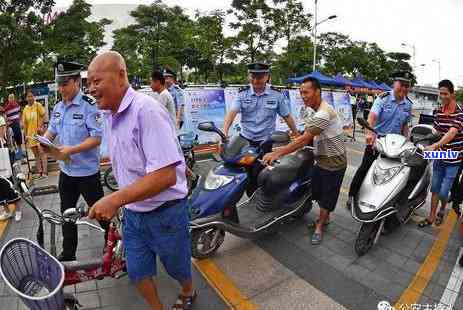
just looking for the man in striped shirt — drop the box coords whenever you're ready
[419,79,463,228]
[3,93,22,148]
[263,77,346,245]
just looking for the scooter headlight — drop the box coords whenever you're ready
[204,170,234,190]
[373,164,401,185]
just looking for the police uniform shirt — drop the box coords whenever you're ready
[231,84,290,141]
[48,91,102,177]
[168,84,185,111]
[370,91,412,136]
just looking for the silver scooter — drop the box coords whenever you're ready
[352,118,441,256]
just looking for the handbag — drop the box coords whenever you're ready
[0,140,12,178]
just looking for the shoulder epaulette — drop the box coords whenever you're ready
[379,92,390,99]
[82,95,96,105]
[270,86,282,93]
[238,85,250,93]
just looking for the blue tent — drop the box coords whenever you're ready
[367,80,384,90]
[287,71,345,87]
[351,78,373,89]
[380,82,392,91]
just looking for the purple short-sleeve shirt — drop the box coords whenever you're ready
[106,87,187,212]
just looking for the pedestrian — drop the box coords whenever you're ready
[163,68,186,129]
[0,114,20,221]
[22,89,48,179]
[347,71,414,211]
[262,77,347,245]
[222,62,300,193]
[419,79,463,228]
[42,61,109,262]
[3,93,23,158]
[150,70,177,126]
[88,51,196,310]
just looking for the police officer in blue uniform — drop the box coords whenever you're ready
[347,70,415,210]
[223,62,299,148]
[163,68,185,128]
[43,61,109,261]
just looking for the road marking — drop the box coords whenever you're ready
[395,211,457,308]
[0,205,16,240]
[193,259,257,310]
[437,247,463,309]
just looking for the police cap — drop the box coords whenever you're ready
[162,68,176,78]
[392,70,414,84]
[247,62,270,74]
[55,61,84,84]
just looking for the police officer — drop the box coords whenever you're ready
[223,62,299,148]
[347,70,415,210]
[163,68,185,129]
[43,61,109,261]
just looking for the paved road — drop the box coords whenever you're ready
[1,128,463,310]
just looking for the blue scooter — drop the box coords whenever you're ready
[189,122,314,259]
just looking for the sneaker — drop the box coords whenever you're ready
[15,211,22,222]
[0,209,13,221]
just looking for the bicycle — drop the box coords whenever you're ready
[0,172,126,309]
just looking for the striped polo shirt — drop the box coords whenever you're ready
[3,101,20,123]
[433,102,463,164]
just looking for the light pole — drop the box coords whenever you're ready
[401,42,416,73]
[432,59,441,82]
[312,0,336,72]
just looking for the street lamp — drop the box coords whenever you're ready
[401,42,416,72]
[312,0,337,72]
[432,59,441,82]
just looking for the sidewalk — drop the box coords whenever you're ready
[0,173,227,310]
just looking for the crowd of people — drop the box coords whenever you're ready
[1,49,463,309]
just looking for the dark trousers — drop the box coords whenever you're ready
[349,145,378,198]
[10,121,22,146]
[59,171,109,256]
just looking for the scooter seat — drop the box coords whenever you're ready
[258,148,314,191]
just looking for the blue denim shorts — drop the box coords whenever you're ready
[122,199,191,283]
[431,160,460,202]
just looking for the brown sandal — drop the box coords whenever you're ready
[172,290,197,310]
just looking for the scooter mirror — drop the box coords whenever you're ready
[198,122,216,132]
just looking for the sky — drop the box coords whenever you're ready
[52,0,463,87]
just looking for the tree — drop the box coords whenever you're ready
[228,0,276,63]
[270,0,311,47]
[0,0,54,88]
[272,35,314,84]
[113,1,195,81]
[456,88,463,103]
[42,0,111,69]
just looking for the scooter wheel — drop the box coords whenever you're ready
[191,228,225,259]
[354,222,381,257]
[104,167,119,192]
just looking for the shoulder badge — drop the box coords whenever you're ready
[238,85,250,93]
[82,95,96,106]
[270,86,282,93]
[379,92,390,99]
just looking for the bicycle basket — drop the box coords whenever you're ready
[0,238,65,310]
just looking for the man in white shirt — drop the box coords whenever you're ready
[150,70,177,127]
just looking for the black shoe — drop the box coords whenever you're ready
[459,253,463,268]
[452,203,461,217]
[57,252,76,262]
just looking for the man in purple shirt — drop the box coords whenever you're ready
[87,52,196,310]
